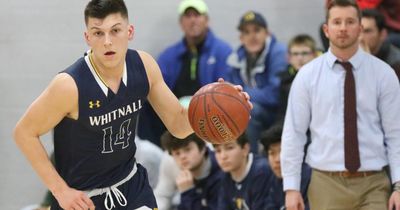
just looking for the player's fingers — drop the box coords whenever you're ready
[217,78,225,83]
[82,195,95,210]
[233,84,243,91]
[242,92,250,100]
[77,198,89,210]
[72,202,84,210]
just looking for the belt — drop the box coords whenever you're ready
[86,162,137,210]
[314,169,381,178]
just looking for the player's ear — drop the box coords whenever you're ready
[84,31,90,45]
[128,25,134,40]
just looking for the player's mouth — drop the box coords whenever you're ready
[104,51,116,56]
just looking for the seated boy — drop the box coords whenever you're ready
[260,124,311,210]
[277,34,318,122]
[155,131,222,210]
[214,134,273,210]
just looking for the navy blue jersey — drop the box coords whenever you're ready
[178,150,223,210]
[54,49,149,190]
[264,163,311,210]
[217,154,273,210]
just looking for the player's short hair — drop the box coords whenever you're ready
[326,0,361,23]
[288,34,317,53]
[161,131,206,154]
[84,0,129,25]
[362,9,386,32]
[260,124,283,153]
[212,133,249,149]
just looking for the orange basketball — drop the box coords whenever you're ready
[188,82,251,144]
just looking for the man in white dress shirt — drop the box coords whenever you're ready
[281,0,400,210]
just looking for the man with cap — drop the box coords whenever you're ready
[226,11,287,153]
[137,0,232,146]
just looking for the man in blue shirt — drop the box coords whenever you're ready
[226,11,287,153]
[138,0,232,146]
[281,0,400,209]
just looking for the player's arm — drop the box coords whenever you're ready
[13,73,94,210]
[138,50,193,138]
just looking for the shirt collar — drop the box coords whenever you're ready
[326,47,365,71]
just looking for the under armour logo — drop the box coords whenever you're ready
[89,100,101,109]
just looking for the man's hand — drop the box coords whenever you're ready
[389,191,400,210]
[285,190,305,210]
[176,170,195,192]
[53,186,95,210]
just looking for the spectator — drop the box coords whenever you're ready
[277,34,318,122]
[155,131,222,210]
[137,0,232,146]
[214,134,273,210]
[135,136,164,188]
[260,124,311,210]
[360,8,400,80]
[226,11,287,153]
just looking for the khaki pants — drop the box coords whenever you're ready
[308,170,391,210]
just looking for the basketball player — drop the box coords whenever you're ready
[13,0,250,209]
[213,134,273,210]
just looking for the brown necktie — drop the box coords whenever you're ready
[337,61,360,173]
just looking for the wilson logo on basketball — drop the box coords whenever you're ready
[198,119,209,140]
[211,116,234,141]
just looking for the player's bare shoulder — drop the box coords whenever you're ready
[45,73,79,119]
[136,50,162,90]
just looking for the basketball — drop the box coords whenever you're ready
[188,82,251,144]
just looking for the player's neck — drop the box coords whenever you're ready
[90,53,124,92]
[230,156,249,182]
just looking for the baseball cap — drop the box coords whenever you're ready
[178,0,208,15]
[238,11,267,31]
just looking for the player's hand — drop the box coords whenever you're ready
[285,190,305,210]
[217,78,253,110]
[389,191,400,210]
[53,186,95,210]
[176,170,195,192]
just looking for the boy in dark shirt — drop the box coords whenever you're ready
[214,134,273,210]
[260,124,311,210]
[161,131,223,210]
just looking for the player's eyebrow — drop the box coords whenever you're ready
[90,23,122,30]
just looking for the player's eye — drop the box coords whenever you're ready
[112,28,121,34]
[94,31,103,36]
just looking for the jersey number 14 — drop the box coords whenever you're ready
[101,119,132,153]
